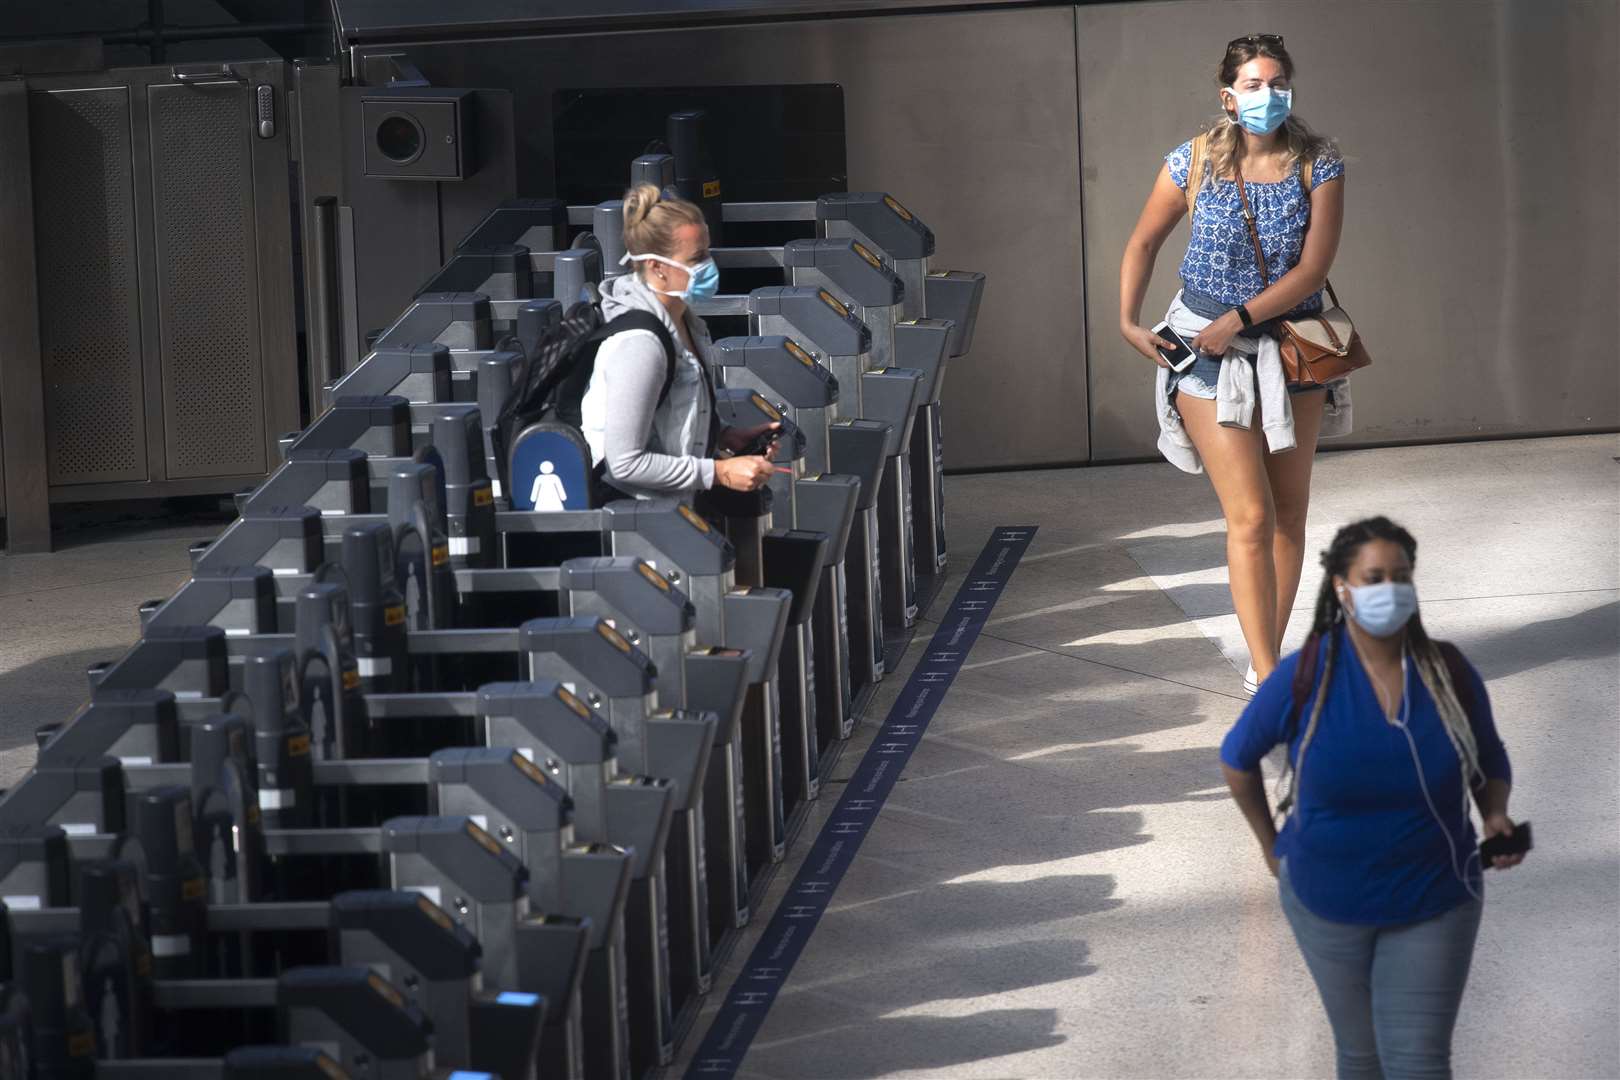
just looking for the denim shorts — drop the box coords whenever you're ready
[1171,285,1326,401]
[1168,351,1327,400]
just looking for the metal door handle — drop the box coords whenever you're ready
[173,65,247,86]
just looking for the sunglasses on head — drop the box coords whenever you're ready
[1228,33,1285,50]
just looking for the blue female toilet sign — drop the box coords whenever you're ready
[509,424,593,511]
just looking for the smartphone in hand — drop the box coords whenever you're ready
[1150,322,1197,372]
[1479,821,1532,866]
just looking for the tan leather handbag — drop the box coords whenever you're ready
[1233,172,1371,387]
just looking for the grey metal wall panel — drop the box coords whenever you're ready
[148,81,266,479]
[1078,0,1620,461]
[29,86,148,485]
[354,4,1088,470]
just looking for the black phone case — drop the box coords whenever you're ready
[1479,821,1532,864]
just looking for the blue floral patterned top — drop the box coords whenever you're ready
[1166,138,1345,316]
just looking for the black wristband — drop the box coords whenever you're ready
[1236,304,1254,328]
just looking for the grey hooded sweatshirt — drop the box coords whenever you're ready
[580,271,717,498]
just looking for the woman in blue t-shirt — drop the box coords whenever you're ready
[1221,517,1525,1079]
[1120,34,1346,696]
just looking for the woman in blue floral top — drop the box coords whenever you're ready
[1120,34,1346,696]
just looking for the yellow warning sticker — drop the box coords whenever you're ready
[853,241,883,269]
[512,750,548,785]
[751,393,782,421]
[557,685,591,718]
[703,180,722,198]
[473,484,494,506]
[637,561,672,591]
[315,1052,347,1080]
[384,604,406,626]
[431,544,449,567]
[677,503,711,533]
[419,894,455,931]
[466,820,504,856]
[785,340,815,367]
[369,972,406,1008]
[597,621,633,653]
[246,803,261,825]
[182,876,206,901]
[883,194,914,221]
[818,289,849,318]
[287,733,311,757]
[342,669,360,691]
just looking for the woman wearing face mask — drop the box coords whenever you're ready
[582,183,777,500]
[1120,34,1347,696]
[1220,517,1523,1080]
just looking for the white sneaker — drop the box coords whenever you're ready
[1242,664,1260,698]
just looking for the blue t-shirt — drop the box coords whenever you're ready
[1166,138,1345,316]
[1221,625,1511,926]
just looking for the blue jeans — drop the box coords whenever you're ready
[1279,863,1482,1080]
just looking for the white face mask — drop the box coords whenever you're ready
[621,251,720,302]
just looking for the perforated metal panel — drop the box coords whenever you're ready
[30,87,148,485]
[149,82,265,479]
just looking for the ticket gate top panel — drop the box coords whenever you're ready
[332,888,483,979]
[745,286,871,358]
[713,336,840,408]
[381,816,529,902]
[290,395,413,458]
[557,557,697,636]
[816,192,936,261]
[602,499,737,576]
[516,617,658,698]
[783,238,905,308]
[476,680,618,761]
[456,197,568,253]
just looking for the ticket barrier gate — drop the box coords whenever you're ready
[696,286,925,648]
[174,472,781,960]
[819,193,985,577]
[82,620,703,1078]
[6,875,563,1078]
[61,582,663,1078]
[710,346,871,737]
[619,189,984,581]
[780,240,944,628]
[3,748,618,1078]
[119,605,667,1076]
[269,387,799,938]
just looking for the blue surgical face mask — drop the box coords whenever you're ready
[1225,85,1293,135]
[625,252,720,302]
[1343,581,1418,638]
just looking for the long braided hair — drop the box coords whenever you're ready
[1274,517,1484,823]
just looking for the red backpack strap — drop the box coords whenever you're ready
[1286,631,1326,741]
[1434,641,1479,722]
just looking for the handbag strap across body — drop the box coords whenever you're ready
[1233,170,1344,348]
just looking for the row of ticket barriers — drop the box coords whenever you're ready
[0,147,983,1080]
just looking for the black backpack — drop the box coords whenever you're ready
[494,298,677,506]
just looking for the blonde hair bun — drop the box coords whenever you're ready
[622,183,662,230]
[621,183,705,260]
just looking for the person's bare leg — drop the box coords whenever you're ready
[1264,390,1326,649]
[1178,395,1280,679]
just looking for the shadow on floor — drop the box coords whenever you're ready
[1453,598,1620,681]
[748,1008,1065,1079]
[0,645,121,753]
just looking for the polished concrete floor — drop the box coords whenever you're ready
[3,436,1616,1078]
[673,434,1619,1080]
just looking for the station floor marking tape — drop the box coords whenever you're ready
[685,525,1038,1078]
